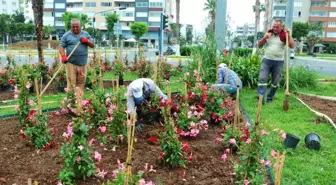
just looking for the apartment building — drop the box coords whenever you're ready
[1,0,20,15]
[309,0,336,42]
[263,0,311,32]
[235,23,255,37]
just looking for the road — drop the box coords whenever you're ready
[291,57,336,77]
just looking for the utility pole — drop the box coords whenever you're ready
[215,0,228,52]
[285,0,294,31]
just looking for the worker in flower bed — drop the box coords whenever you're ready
[126,78,168,115]
[59,18,94,93]
[211,63,243,96]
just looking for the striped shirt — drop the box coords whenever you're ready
[217,67,242,90]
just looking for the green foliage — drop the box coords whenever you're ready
[58,117,96,185]
[130,22,148,41]
[102,167,144,185]
[61,12,80,31]
[292,22,309,42]
[79,14,91,29]
[135,60,153,78]
[280,66,318,91]
[105,13,119,43]
[24,112,53,149]
[180,46,194,56]
[326,43,336,54]
[11,10,25,23]
[43,25,56,38]
[233,48,253,57]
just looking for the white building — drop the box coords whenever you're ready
[0,0,20,15]
[235,23,255,37]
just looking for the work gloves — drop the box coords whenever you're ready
[80,36,89,45]
[61,55,67,64]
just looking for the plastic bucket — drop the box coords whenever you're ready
[305,133,321,150]
[284,133,300,149]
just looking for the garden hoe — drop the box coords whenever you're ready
[283,30,290,112]
[40,41,81,96]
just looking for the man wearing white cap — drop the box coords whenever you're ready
[126,78,168,114]
[211,63,242,95]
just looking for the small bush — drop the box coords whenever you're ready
[181,46,193,56]
[281,65,318,91]
[234,48,253,57]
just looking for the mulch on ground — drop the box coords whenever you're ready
[0,112,235,185]
[298,94,336,122]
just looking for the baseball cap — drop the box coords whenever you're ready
[131,80,144,98]
[219,63,227,68]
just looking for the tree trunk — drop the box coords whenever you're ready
[212,11,216,32]
[252,0,260,55]
[32,0,44,64]
[176,0,180,45]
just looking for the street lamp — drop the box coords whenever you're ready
[92,6,126,43]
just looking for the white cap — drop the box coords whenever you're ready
[219,63,227,68]
[131,80,143,98]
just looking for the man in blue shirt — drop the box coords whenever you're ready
[211,63,242,96]
[59,18,94,93]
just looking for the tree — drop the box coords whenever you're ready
[186,27,193,45]
[61,12,80,31]
[30,0,45,63]
[105,13,119,46]
[176,0,180,45]
[0,14,10,49]
[292,22,309,42]
[232,36,242,47]
[130,22,148,41]
[306,22,323,53]
[11,10,25,23]
[179,36,186,46]
[326,43,336,54]
[43,25,56,38]
[252,0,264,54]
[80,14,91,30]
[203,0,216,33]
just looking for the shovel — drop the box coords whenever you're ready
[283,30,290,112]
[40,42,81,96]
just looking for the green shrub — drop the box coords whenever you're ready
[181,46,193,56]
[234,48,253,57]
[281,65,318,91]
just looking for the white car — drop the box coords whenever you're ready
[290,50,295,59]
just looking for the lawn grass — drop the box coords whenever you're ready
[103,71,138,81]
[296,83,336,97]
[316,74,336,80]
[296,53,336,61]
[240,88,336,185]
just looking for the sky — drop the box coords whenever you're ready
[180,0,265,35]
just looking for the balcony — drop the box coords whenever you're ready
[119,16,134,22]
[67,7,83,12]
[66,0,83,2]
[311,2,328,7]
[310,11,328,17]
[115,0,135,2]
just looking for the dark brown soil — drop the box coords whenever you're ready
[298,94,336,122]
[8,41,60,50]
[0,113,235,185]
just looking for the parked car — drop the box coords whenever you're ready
[155,46,176,56]
[290,49,295,59]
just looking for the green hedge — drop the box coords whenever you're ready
[233,48,253,57]
[181,46,193,56]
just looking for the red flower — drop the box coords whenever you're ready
[19,130,26,139]
[212,112,217,120]
[181,142,190,152]
[158,151,164,159]
[188,153,193,162]
[148,136,158,144]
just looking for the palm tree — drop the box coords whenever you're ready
[252,0,263,54]
[105,13,120,47]
[31,0,44,63]
[203,0,216,32]
[176,0,180,45]
[80,14,91,30]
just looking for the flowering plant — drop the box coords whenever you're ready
[50,60,67,90]
[0,69,13,89]
[58,117,96,184]
[160,62,173,80]
[112,59,126,78]
[60,87,77,116]
[176,105,208,137]
[135,60,153,78]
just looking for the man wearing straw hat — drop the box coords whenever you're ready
[59,18,94,92]
[211,63,242,97]
[126,78,167,115]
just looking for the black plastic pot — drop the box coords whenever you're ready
[284,133,300,149]
[119,75,124,86]
[305,133,321,150]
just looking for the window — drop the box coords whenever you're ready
[125,12,134,17]
[55,3,65,9]
[67,3,82,8]
[330,12,336,17]
[2,1,6,5]
[127,22,130,26]
[136,2,148,7]
[331,2,336,7]
[327,32,336,38]
[310,11,327,17]
[293,11,301,17]
[136,12,148,17]
[12,2,16,6]
[294,2,302,7]
[44,12,54,17]
[45,2,53,8]
[149,2,163,8]
[273,10,286,17]
[311,2,328,7]
[85,2,96,7]
[328,22,336,28]
[100,22,106,27]
[149,11,161,17]
[55,12,64,17]
[85,12,95,17]
[101,2,112,7]
[149,22,160,27]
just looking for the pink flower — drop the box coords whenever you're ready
[26,82,31,89]
[185,72,190,76]
[14,94,18,99]
[261,130,269,135]
[193,111,198,116]
[100,126,107,133]
[94,151,102,161]
[146,181,154,185]
[57,181,63,185]
[64,87,69,92]
[259,159,265,164]
[29,100,34,106]
[245,122,250,128]
[213,138,221,143]
[264,160,271,167]
[225,148,231,154]
[193,70,198,76]
[190,122,196,127]
[119,134,124,141]
[76,156,81,163]
[139,179,146,185]
[271,149,277,158]
[187,111,192,118]
[67,125,73,136]
[244,180,249,185]
[78,145,84,151]
[124,92,128,97]
[229,138,236,145]
[96,168,107,178]
[246,138,251,144]
[221,153,227,161]
[281,133,286,139]
[14,106,19,111]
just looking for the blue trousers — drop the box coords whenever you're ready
[211,84,239,94]
[257,58,284,101]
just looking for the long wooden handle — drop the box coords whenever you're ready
[256,95,263,124]
[40,42,81,96]
[285,32,289,95]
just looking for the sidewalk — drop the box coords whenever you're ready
[296,56,336,63]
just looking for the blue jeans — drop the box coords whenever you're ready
[257,58,284,101]
[211,84,239,95]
